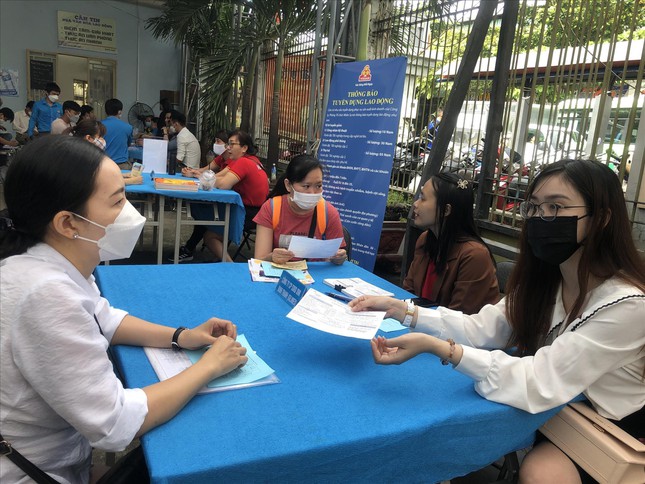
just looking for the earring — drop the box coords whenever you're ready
[73,233,79,239]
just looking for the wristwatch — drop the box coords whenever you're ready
[402,301,415,327]
[171,326,188,351]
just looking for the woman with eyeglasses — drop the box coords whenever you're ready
[350,159,644,483]
[184,130,269,262]
[403,172,499,314]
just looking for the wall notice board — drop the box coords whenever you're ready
[29,59,55,91]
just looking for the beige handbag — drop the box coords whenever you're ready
[540,402,645,484]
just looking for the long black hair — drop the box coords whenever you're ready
[0,136,104,259]
[269,154,324,198]
[506,159,645,355]
[424,172,492,273]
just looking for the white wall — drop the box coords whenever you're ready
[0,0,180,116]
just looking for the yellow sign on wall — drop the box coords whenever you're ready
[57,11,117,54]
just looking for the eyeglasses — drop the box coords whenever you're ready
[519,201,587,221]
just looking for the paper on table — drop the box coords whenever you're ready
[248,259,314,284]
[286,289,386,340]
[185,335,276,388]
[260,261,310,281]
[144,334,279,393]
[287,236,343,259]
[270,260,308,270]
[379,317,407,332]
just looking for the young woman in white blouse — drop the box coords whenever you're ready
[350,159,644,483]
[0,136,248,483]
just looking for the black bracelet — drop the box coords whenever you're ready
[171,326,188,351]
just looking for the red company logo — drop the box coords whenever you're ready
[358,65,372,82]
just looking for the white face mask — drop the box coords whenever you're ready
[212,143,226,156]
[48,94,59,103]
[290,190,323,211]
[70,113,80,124]
[93,137,106,150]
[73,201,146,261]
[169,125,177,134]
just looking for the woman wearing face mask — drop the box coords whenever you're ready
[253,154,347,265]
[0,136,248,483]
[403,173,499,314]
[185,130,269,262]
[72,118,107,150]
[350,159,645,483]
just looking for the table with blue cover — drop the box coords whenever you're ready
[125,174,244,263]
[95,262,559,483]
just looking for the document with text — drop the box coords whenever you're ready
[286,289,386,339]
[287,236,343,259]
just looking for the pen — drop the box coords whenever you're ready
[326,292,354,303]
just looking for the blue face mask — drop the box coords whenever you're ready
[526,215,586,265]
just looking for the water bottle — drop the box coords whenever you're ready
[270,163,277,182]
[199,170,216,190]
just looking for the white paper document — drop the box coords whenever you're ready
[287,236,343,259]
[142,138,168,174]
[286,289,386,339]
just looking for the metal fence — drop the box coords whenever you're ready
[252,0,645,246]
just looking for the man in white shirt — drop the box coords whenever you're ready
[170,110,201,169]
[12,101,33,144]
[51,100,81,135]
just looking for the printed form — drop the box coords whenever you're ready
[287,289,386,339]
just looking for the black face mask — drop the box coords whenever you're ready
[526,216,584,266]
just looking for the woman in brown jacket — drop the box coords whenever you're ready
[403,173,499,314]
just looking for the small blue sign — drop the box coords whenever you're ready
[275,271,307,307]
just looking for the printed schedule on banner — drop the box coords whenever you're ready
[318,57,407,270]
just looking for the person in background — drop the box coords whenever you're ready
[0,136,248,483]
[403,173,499,313]
[102,98,133,169]
[12,101,34,144]
[169,110,200,169]
[184,130,269,262]
[27,82,62,137]
[79,105,95,122]
[174,130,230,262]
[51,100,81,136]
[351,159,645,484]
[253,154,346,265]
[72,119,107,150]
[0,108,18,147]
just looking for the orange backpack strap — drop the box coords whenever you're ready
[271,196,282,230]
[316,199,327,239]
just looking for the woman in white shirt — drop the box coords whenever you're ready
[350,159,645,483]
[0,136,248,483]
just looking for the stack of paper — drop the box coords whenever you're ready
[247,259,314,284]
[144,335,279,393]
[154,177,199,191]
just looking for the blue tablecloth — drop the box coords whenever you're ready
[125,174,245,245]
[95,262,558,483]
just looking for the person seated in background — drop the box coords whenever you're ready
[50,100,81,136]
[169,110,200,169]
[403,172,499,314]
[253,154,346,265]
[0,108,18,147]
[102,98,133,170]
[72,119,106,150]
[351,159,645,484]
[28,82,62,137]
[12,101,33,144]
[79,105,95,122]
[0,136,248,483]
[73,119,142,186]
[174,130,231,262]
[184,130,269,262]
